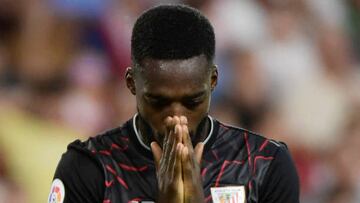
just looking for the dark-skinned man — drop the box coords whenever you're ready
[49,4,299,203]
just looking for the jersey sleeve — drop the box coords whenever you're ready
[258,144,300,203]
[49,148,105,203]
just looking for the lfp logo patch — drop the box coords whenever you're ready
[211,185,246,203]
[48,179,65,203]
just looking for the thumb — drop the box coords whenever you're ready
[150,141,162,170]
[194,142,204,165]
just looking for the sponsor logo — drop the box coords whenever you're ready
[211,185,246,203]
[48,179,65,203]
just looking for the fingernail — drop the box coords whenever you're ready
[182,125,188,132]
[175,124,181,134]
[150,142,155,149]
[174,116,180,124]
[180,116,188,124]
[183,146,188,155]
[177,143,182,151]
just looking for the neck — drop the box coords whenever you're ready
[136,115,155,147]
[192,116,211,144]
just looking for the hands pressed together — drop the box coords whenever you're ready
[151,116,205,203]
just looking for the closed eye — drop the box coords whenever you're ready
[183,98,204,109]
[145,96,170,108]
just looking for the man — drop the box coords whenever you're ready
[49,4,299,203]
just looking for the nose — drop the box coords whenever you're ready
[167,102,186,117]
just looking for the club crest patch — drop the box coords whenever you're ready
[211,185,246,203]
[48,178,65,203]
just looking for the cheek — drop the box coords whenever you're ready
[187,102,210,133]
[137,98,165,133]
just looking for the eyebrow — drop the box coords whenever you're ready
[144,91,206,100]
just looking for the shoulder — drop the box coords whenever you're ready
[54,146,102,178]
[215,120,284,155]
[54,124,128,184]
[258,141,300,202]
[68,122,131,154]
[51,122,131,203]
[52,146,105,202]
[212,120,299,201]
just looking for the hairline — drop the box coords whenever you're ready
[132,54,215,75]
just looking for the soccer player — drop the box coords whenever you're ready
[48,4,299,203]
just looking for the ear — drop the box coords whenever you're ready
[125,67,136,95]
[210,65,218,91]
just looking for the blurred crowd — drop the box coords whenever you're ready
[0,0,359,202]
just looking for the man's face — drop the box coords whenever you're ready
[127,55,217,142]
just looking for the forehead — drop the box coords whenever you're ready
[138,55,210,95]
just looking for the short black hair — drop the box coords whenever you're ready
[131,4,215,66]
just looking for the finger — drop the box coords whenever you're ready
[182,146,204,200]
[164,124,179,159]
[167,124,184,180]
[162,117,174,156]
[181,146,193,183]
[161,129,170,153]
[182,125,193,151]
[168,124,182,166]
[151,141,162,170]
[180,116,188,125]
[165,116,174,131]
[164,124,182,165]
[176,123,183,144]
[194,142,204,165]
[173,116,180,126]
[174,143,183,180]
[173,124,183,148]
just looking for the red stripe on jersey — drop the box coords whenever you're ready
[244,132,252,166]
[205,194,212,202]
[201,167,208,178]
[215,160,244,187]
[253,156,274,174]
[100,150,112,156]
[215,160,229,187]
[111,143,128,151]
[128,197,142,203]
[232,160,244,164]
[120,137,129,142]
[105,180,114,187]
[111,143,120,149]
[106,165,117,175]
[219,123,230,130]
[259,140,269,152]
[119,163,148,171]
[248,181,252,189]
[116,176,129,189]
[211,150,219,161]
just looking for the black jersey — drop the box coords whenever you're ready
[49,115,299,203]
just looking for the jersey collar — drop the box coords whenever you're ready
[132,113,214,151]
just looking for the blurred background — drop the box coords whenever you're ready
[0,0,360,202]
